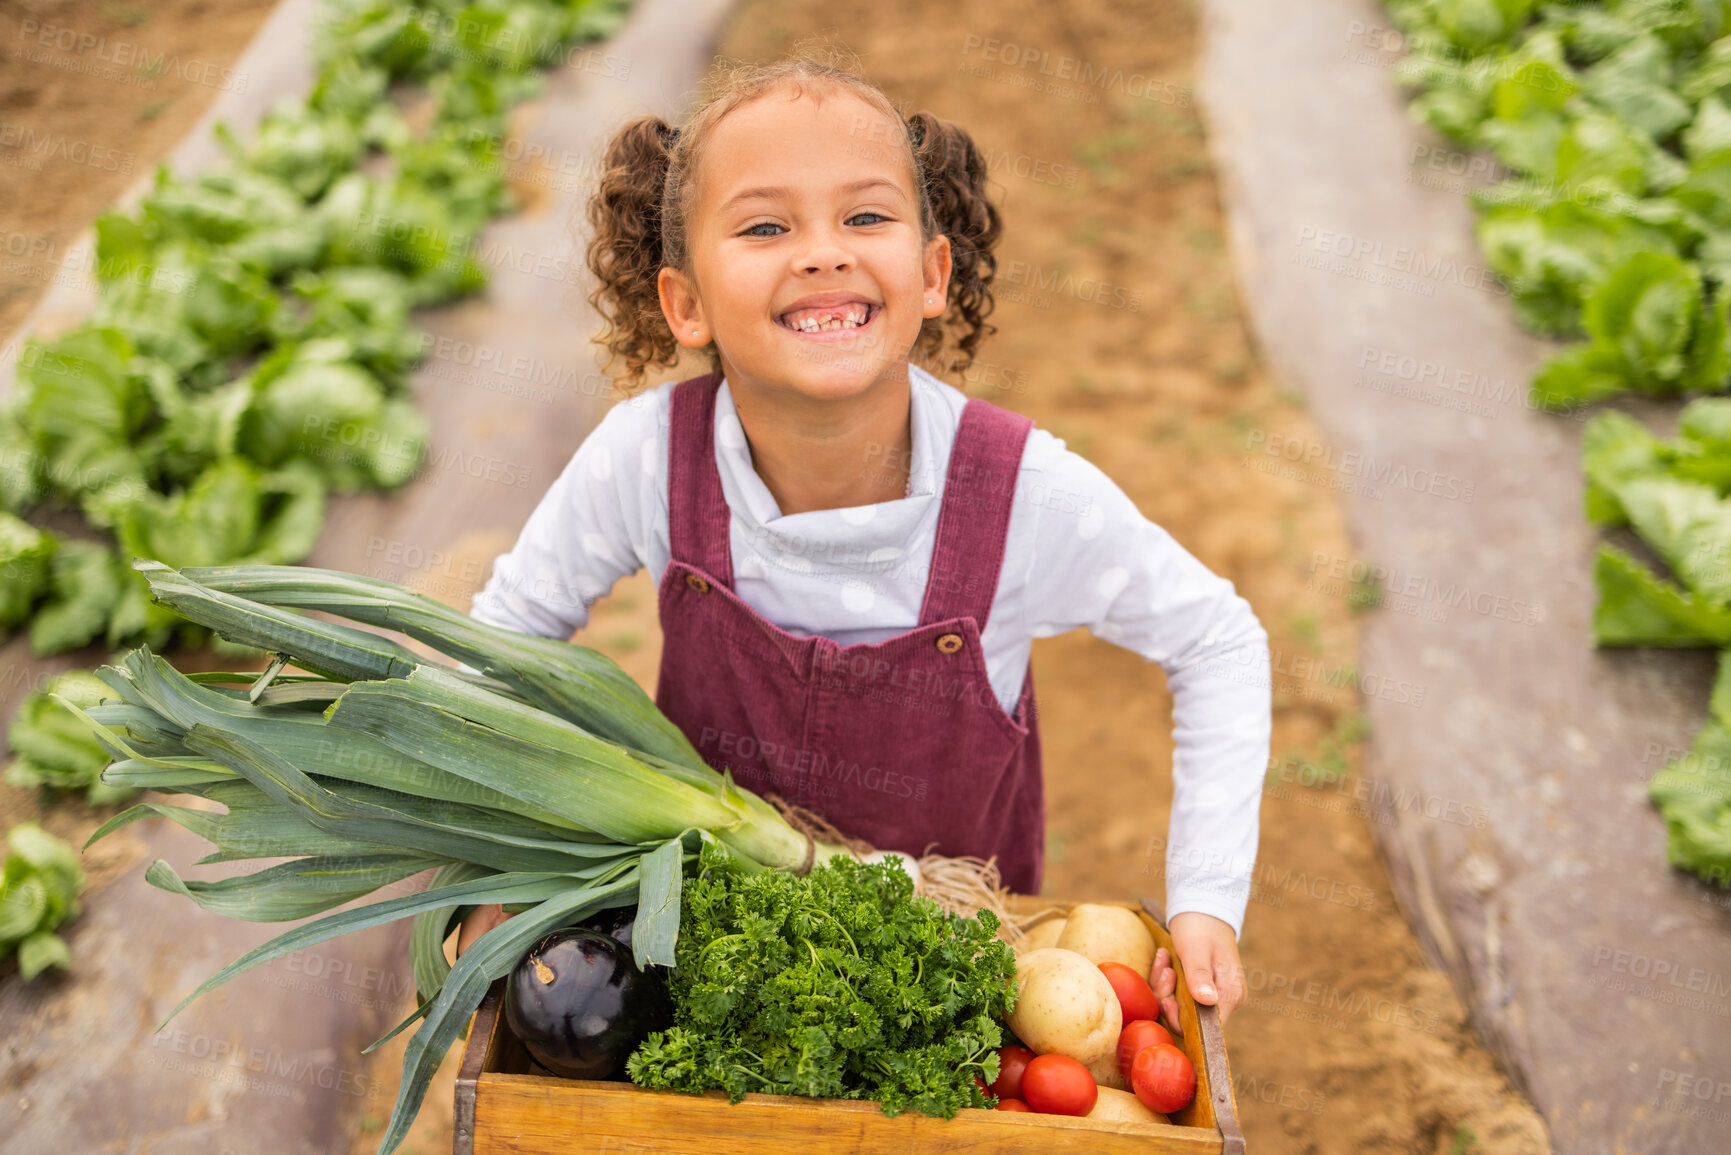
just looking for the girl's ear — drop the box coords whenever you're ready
[922,233,953,320]
[658,265,709,347]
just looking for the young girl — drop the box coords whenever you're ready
[459,55,1269,1026]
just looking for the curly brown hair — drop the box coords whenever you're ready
[583,48,1002,395]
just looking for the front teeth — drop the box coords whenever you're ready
[781,304,872,332]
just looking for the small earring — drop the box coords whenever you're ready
[691,328,698,335]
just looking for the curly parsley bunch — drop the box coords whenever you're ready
[626,844,1019,1117]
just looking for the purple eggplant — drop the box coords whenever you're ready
[505,928,670,1080]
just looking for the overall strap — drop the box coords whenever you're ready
[667,372,735,588]
[917,398,1034,627]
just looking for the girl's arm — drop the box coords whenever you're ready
[469,390,667,639]
[1012,431,1270,1020]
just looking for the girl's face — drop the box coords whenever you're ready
[658,87,952,404]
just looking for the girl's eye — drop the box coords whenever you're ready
[742,221,784,238]
[848,212,889,226]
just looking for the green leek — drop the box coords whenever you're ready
[82,560,856,1155]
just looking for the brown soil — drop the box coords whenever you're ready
[0,0,280,340]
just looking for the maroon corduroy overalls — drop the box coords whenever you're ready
[653,372,1046,893]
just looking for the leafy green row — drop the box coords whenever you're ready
[0,822,83,980]
[1385,0,1731,407]
[1380,2,1731,883]
[4,671,131,806]
[1582,400,1731,879]
[0,0,630,662]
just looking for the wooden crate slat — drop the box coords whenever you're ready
[472,1074,1223,1155]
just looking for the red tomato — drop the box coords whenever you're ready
[1131,1043,1196,1114]
[1021,1053,1098,1117]
[989,1044,1036,1101]
[994,1097,1034,1112]
[1116,1019,1176,1082]
[1099,962,1162,1024]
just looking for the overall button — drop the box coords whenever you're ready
[935,632,964,654]
[685,573,711,594]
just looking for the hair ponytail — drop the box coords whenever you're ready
[905,110,1002,374]
[584,115,682,391]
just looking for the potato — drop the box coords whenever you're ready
[1087,1048,1129,1092]
[1005,948,1123,1072]
[1087,1086,1169,1126]
[1055,904,1157,979]
[1018,916,1066,953]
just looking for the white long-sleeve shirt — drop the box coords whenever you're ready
[470,364,1271,934]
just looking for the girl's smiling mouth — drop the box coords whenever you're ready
[775,300,882,338]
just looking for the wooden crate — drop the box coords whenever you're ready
[454,895,1245,1154]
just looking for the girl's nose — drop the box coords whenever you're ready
[795,233,854,275]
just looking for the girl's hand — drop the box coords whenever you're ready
[1146,912,1245,1031]
[455,903,512,959]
